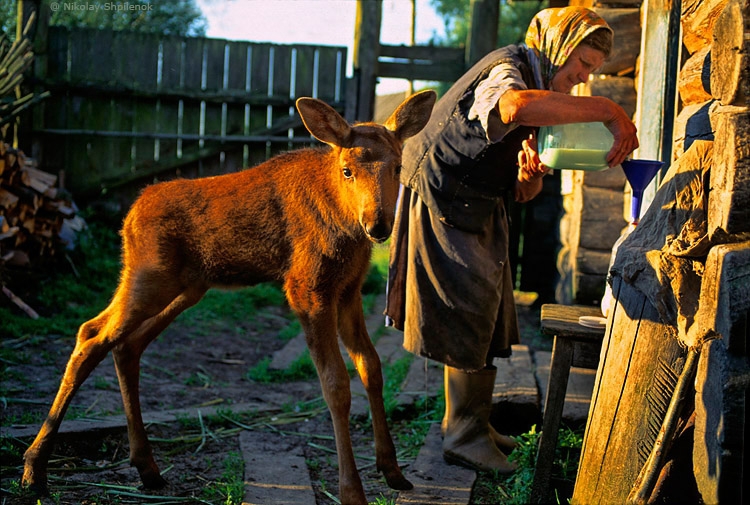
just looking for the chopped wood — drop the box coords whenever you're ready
[1,142,84,269]
[21,166,57,194]
[0,188,19,209]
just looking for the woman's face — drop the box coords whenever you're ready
[550,45,606,93]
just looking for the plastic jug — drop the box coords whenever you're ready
[538,122,614,171]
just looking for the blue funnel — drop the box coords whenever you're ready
[621,159,664,222]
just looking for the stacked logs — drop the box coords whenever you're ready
[0,142,84,269]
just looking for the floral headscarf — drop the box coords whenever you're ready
[524,7,612,90]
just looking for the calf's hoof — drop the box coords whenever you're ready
[21,467,49,496]
[139,469,168,490]
[383,468,413,490]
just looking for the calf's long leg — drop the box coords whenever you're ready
[22,285,164,494]
[111,284,208,488]
[297,304,367,505]
[337,291,412,491]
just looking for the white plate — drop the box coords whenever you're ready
[578,315,607,329]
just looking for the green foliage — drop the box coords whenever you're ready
[430,0,547,48]
[472,424,584,504]
[48,0,207,36]
[0,0,16,41]
[173,282,289,338]
[382,353,414,419]
[199,451,245,505]
[247,350,356,384]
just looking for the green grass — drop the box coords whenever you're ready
[200,451,245,504]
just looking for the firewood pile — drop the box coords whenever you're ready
[0,142,85,270]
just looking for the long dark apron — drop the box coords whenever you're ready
[386,185,520,372]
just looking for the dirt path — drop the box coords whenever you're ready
[1,296,545,505]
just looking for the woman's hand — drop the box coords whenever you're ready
[604,106,639,167]
[514,132,549,202]
[517,132,550,183]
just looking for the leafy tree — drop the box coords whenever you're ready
[0,0,17,40]
[431,0,547,48]
[55,0,207,36]
[2,0,207,40]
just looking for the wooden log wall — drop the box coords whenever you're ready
[572,0,749,502]
[557,0,641,305]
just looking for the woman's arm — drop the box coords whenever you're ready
[499,89,639,167]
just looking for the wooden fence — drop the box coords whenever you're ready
[32,27,347,199]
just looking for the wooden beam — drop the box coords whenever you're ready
[632,0,681,212]
[353,0,382,122]
[465,0,499,67]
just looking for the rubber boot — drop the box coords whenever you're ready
[441,376,518,453]
[442,365,517,473]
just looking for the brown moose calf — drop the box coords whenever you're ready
[22,90,436,505]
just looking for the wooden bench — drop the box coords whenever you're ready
[529,304,607,504]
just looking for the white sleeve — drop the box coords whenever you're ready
[468,62,528,142]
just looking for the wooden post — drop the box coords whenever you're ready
[632,0,681,208]
[465,0,499,67]
[352,0,382,122]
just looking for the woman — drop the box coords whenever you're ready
[386,6,639,473]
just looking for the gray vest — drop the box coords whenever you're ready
[401,45,537,233]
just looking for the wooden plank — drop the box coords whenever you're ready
[240,431,317,505]
[271,44,293,100]
[540,304,605,342]
[156,37,184,165]
[107,30,139,176]
[634,0,681,181]
[67,28,109,84]
[293,45,315,100]
[377,61,464,83]
[46,26,69,82]
[160,35,184,90]
[130,33,160,173]
[180,37,205,165]
[225,42,250,163]
[317,46,345,104]
[573,278,688,504]
[202,39,227,161]
[379,44,465,62]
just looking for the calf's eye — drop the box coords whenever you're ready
[343,167,353,178]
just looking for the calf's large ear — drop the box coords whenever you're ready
[296,98,352,148]
[383,89,436,143]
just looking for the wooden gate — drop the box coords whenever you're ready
[31,27,347,201]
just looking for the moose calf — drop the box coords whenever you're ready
[22,90,436,505]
